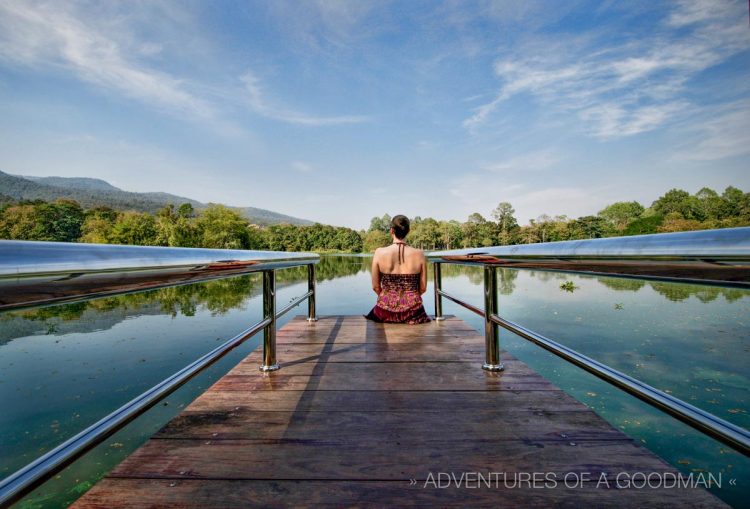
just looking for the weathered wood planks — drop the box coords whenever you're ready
[71,315,728,508]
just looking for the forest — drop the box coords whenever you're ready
[0,186,747,253]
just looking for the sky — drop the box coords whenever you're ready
[0,0,748,229]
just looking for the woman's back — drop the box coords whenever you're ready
[374,243,423,275]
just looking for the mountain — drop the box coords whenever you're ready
[22,175,121,192]
[0,171,313,226]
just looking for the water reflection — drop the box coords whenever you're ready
[0,256,374,345]
[4,257,744,347]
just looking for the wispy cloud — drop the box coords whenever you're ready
[673,100,750,161]
[265,0,386,53]
[241,71,368,126]
[0,1,219,123]
[464,1,750,139]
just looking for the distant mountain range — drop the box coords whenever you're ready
[0,171,313,226]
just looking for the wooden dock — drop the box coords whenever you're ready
[72,316,726,507]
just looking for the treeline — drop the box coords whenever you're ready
[1,186,748,252]
[363,186,750,251]
[0,200,363,252]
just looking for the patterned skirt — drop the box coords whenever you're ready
[365,273,431,324]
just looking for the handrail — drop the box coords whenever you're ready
[429,228,750,457]
[0,240,319,311]
[0,242,319,507]
[428,227,750,287]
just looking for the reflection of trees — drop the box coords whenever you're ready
[421,264,518,295]
[497,269,518,295]
[4,275,261,324]
[648,282,748,303]
[598,278,647,292]
[594,276,748,304]
[525,270,569,282]
[3,256,370,326]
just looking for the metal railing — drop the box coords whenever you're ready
[428,227,750,456]
[0,241,319,507]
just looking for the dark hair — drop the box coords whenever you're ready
[391,215,410,239]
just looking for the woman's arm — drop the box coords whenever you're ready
[371,250,382,295]
[419,252,428,294]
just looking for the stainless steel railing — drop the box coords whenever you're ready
[428,227,750,456]
[0,241,319,507]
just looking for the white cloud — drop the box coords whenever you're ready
[464,1,750,139]
[0,1,218,123]
[579,101,689,139]
[241,71,369,126]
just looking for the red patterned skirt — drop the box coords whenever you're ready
[365,273,431,324]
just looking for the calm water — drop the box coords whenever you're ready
[1,255,748,507]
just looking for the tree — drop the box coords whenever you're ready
[0,204,37,240]
[80,216,114,243]
[368,214,391,233]
[491,202,518,232]
[178,203,195,218]
[410,217,441,249]
[363,229,390,252]
[79,206,117,244]
[569,216,609,239]
[720,186,750,220]
[623,215,664,235]
[695,188,723,221]
[154,203,201,247]
[40,199,85,241]
[461,213,486,247]
[333,228,363,252]
[598,201,644,230]
[0,199,84,241]
[110,211,158,245]
[652,189,691,217]
[439,220,463,250]
[196,204,250,249]
[657,212,706,233]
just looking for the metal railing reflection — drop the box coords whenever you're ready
[0,241,319,507]
[428,227,750,456]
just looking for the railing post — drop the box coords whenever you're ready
[482,265,503,372]
[307,263,318,322]
[433,262,444,321]
[260,269,279,372]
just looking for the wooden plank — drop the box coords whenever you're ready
[240,343,487,363]
[108,438,677,480]
[71,315,729,508]
[183,389,592,413]
[155,408,628,442]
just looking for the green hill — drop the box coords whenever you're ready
[0,171,312,226]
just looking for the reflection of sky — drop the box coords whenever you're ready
[1,258,748,506]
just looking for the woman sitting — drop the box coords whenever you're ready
[365,215,431,324]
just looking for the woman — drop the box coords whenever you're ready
[365,215,431,324]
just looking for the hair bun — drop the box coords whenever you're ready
[391,215,410,239]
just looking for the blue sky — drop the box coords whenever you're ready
[0,0,748,229]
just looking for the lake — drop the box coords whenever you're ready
[1,255,748,507]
